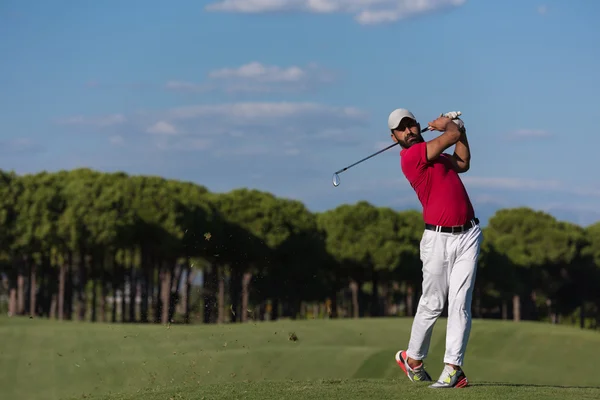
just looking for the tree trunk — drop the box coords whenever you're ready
[154,261,162,324]
[100,273,107,323]
[160,261,172,325]
[58,261,66,320]
[513,294,521,322]
[241,272,252,322]
[121,262,127,323]
[501,300,508,320]
[370,269,379,317]
[229,268,241,323]
[217,267,225,324]
[65,255,74,320]
[129,252,136,323]
[111,252,118,323]
[77,251,87,321]
[49,292,57,319]
[91,270,97,322]
[289,300,301,320]
[8,278,17,317]
[140,247,149,323]
[202,264,216,324]
[350,281,359,319]
[380,282,389,317]
[183,262,193,324]
[149,263,155,323]
[271,298,280,321]
[329,286,338,318]
[17,259,25,315]
[42,254,52,318]
[29,262,37,317]
[169,262,184,323]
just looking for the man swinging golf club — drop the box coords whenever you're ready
[389,108,483,389]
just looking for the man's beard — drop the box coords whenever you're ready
[401,133,424,148]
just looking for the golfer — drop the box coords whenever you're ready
[388,108,483,389]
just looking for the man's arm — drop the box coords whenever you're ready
[425,117,462,162]
[450,125,470,173]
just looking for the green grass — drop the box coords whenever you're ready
[1,316,599,400]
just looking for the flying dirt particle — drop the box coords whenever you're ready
[204,232,212,241]
[288,332,298,342]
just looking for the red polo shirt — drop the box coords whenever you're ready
[400,141,475,227]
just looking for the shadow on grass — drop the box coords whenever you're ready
[471,382,600,390]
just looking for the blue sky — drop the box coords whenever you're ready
[1,0,599,226]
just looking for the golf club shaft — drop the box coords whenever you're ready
[334,126,430,175]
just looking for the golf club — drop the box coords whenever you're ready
[332,111,462,187]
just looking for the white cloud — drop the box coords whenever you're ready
[209,62,305,82]
[205,0,467,25]
[166,62,335,94]
[146,121,178,135]
[166,101,367,125]
[58,101,369,154]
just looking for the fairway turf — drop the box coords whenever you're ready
[1,317,599,400]
[87,380,600,400]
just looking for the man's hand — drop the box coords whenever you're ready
[449,118,466,136]
[424,115,462,162]
[428,115,454,131]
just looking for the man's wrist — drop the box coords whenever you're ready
[444,120,459,132]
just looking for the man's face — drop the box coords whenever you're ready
[391,117,423,149]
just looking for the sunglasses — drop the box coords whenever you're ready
[395,118,418,132]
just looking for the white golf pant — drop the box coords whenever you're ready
[406,222,483,366]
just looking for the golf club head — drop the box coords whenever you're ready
[332,173,340,187]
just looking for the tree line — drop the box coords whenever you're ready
[1,168,599,330]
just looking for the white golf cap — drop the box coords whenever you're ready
[388,108,417,130]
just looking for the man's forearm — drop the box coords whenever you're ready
[453,128,471,165]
